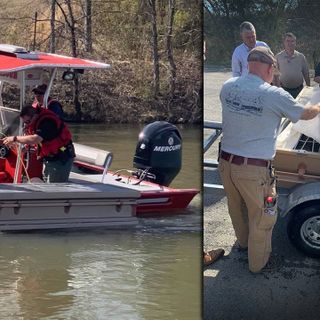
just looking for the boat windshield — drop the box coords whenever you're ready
[0,82,21,139]
[0,107,20,138]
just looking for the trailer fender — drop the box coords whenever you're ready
[280,182,320,218]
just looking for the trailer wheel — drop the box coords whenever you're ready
[287,205,320,258]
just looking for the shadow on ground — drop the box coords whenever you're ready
[204,167,225,206]
[204,205,320,320]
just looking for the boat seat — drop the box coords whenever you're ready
[73,143,113,169]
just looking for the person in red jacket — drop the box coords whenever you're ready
[32,84,64,118]
[3,105,75,182]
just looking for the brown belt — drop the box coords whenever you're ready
[220,151,269,167]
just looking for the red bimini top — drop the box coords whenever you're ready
[0,47,110,73]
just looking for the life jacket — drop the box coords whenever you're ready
[28,109,72,158]
[32,98,64,118]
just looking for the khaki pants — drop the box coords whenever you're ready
[218,158,277,272]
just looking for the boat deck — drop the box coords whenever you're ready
[0,181,139,231]
[69,172,165,192]
[0,180,140,200]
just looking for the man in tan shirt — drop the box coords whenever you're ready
[275,32,310,98]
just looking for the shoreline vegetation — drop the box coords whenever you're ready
[0,0,201,124]
[204,1,320,72]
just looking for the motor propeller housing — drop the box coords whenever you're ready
[133,121,182,186]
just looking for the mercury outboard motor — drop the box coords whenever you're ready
[133,121,182,186]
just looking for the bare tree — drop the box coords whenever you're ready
[65,0,77,57]
[50,0,56,53]
[66,0,81,120]
[148,0,160,97]
[166,0,176,97]
[137,0,149,23]
[84,0,92,52]
[33,11,38,51]
[56,0,81,120]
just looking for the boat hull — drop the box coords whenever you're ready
[137,189,199,215]
[0,183,139,231]
[70,170,199,216]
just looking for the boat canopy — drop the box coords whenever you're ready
[0,44,110,73]
[0,44,111,183]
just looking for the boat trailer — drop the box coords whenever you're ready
[203,121,223,189]
[204,117,320,258]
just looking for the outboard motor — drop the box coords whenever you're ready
[133,121,182,186]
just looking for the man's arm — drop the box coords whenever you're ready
[231,50,241,77]
[314,63,320,84]
[3,134,43,146]
[303,71,311,86]
[48,101,64,118]
[273,57,281,87]
[302,55,310,86]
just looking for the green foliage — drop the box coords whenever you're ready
[205,0,320,68]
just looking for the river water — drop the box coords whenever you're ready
[0,124,202,320]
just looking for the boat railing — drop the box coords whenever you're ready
[203,121,224,189]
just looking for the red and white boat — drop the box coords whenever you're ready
[0,44,198,230]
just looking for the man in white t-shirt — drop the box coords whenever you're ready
[220,46,320,273]
[232,21,269,77]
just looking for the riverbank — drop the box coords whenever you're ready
[52,56,201,124]
[0,1,201,124]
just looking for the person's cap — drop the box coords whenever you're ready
[247,46,277,67]
[32,84,47,95]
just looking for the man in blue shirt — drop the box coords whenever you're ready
[232,21,269,77]
[32,84,64,119]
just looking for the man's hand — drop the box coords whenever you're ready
[3,136,16,146]
[300,103,320,120]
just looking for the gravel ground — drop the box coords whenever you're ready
[203,66,320,320]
